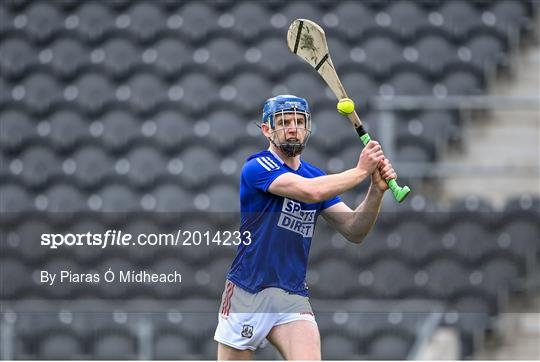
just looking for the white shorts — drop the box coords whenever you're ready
[214,280,317,351]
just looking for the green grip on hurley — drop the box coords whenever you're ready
[358,131,411,203]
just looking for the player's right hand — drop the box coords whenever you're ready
[357,140,385,174]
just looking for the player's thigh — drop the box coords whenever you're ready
[217,342,253,360]
[267,320,321,360]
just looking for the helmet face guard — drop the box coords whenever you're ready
[262,95,312,157]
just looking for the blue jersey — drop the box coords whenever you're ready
[227,149,341,296]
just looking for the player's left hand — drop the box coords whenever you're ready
[371,158,397,192]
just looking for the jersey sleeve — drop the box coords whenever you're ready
[321,194,342,210]
[309,163,343,211]
[242,156,289,192]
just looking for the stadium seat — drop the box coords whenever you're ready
[498,219,539,258]
[310,107,355,152]
[415,34,458,74]
[230,72,272,113]
[0,4,13,35]
[258,36,298,76]
[72,146,113,187]
[280,2,324,27]
[205,109,246,151]
[490,0,528,35]
[154,332,193,359]
[479,256,521,295]
[24,2,62,41]
[361,35,404,76]
[206,183,240,213]
[441,69,483,95]
[19,146,61,187]
[229,2,273,40]
[38,332,83,359]
[395,136,436,163]
[206,38,245,76]
[126,146,166,187]
[446,220,495,261]
[423,257,470,299]
[97,184,140,212]
[504,193,540,214]
[125,2,165,41]
[75,72,115,113]
[341,72,378,107]
[413,109,458,145]
[127,73,168,113]
[0,109,35,151]
[0,257,30,299]
[50,37,89,78]
[392,220,438,265]
[92,332,137,359]
[310,259,358,298]
[49,110,89,151]
[175,299,220,338]
[154,38,193,76]
[389,71,431,96]
[180,2,219,41]
[179,147,220,188]
[438,0,480,38]
[152,183,193,213]
[281,70,330,105]
[8,218,51,262]
[101,109,140,151]
[322,334,361,359]
[370,258,415,298]
[0,183,33,215]
[333,1,376,39]
[150,109,191,151]
[179,73,219,113]
[466,33,506,72]
[22,73,62,113]
[451,195,494,213]
[45,183,88,213]
[230,144,262,171]
[0,37,37,78]
[386,0,429,37]
[76,2,115,41]
[352,226,390,264]
[102,38,140,77]
[368,331,413,360]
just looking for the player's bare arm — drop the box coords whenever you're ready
[322,157,398,244]
[268,140,384,203]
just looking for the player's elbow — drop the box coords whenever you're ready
[344,230,367,245]
[302,186,324,203]
[347,234,365,244]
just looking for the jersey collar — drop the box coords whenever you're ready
[268,147,302,171]
[268,147,284,165]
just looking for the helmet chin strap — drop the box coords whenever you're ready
[269,136,305,157]
[266,109,311,157]
[268,127,311,157]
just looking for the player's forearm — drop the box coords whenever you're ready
[308,168,369,202]
[346,184,385,243]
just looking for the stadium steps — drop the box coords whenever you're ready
[475,293,540,359]
[441,38,540,208]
